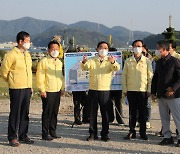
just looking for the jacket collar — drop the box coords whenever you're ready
[95,55,108,62]
[14,47,29,54]
[47,55,59,62]
[172,51,179,57]
[129,55,146,62]
[161,53,171,61]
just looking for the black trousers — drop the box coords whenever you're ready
[72,91,90,121]
[127,91,148,136]
[8,88,31,141]
[88,90,110,137]
[108,90,124,123]
[41,91,61,137]
[137,98,151,122]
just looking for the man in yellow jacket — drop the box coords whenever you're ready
[1,31,34,147]
[51,35,64,59]
[36,41,64,141]
[81,41,120,142]
[169,40,180,59]
[122,40,153,141]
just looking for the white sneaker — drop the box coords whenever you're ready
[146,122,151,129]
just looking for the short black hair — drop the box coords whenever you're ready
[97,41,109,49]
[109,47,117,51]
[157,40,170,51]
[169,40,176,49]
[48,40,60,49]
[143,44,149,51]
[16,31,30,43]
[132,40,144,47]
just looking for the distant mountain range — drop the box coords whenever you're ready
[0,17,65,42]
[0,17,153,47]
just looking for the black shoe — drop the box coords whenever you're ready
[176,140,180,147]
[140,134,148,140]
[82,119,90,124]
[124,133,136,140]
[159,137,174,145]
[176,129,179,136]
[42,135,53,141]
[9,139,20,147]
[101,136,110,142]
[50,133,61,139]
[74,120,82,125]
[19,137,34,144]
[86,134,98,141]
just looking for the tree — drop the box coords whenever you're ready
[0,50,7,59]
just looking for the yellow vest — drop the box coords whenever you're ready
[36,56,64,92]
[1,47,32,89]
[81,56,120,91]
[58,44,64,58]
[122,55,153,93]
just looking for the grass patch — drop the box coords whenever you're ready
[0,73,40,99]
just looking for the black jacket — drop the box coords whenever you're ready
[151,54,180,99]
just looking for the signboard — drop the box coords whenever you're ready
[64,51,122,92]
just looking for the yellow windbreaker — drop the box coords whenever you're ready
[36,56,64,92]
[1,47,32,89]
[122,55,153,93]
[172,51,180,59]
[58,44,64,58]
[81,56,120,91]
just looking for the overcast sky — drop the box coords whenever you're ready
[0,0,179,34]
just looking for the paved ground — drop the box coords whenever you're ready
[0,97,179,154]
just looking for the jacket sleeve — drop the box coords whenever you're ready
[1,53,14,82]
[80,59,91,71]
[147,59,153,93]
[61,75,65,90]
[36,59,46,92]
[122,60,127,93]
[111,61,120,71]
[151,62,158,95]
[171,58,180,91]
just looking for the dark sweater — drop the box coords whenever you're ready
[151,54,180,99]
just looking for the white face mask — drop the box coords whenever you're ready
[50,50,59,58]
[133,47,142,54]
[155,50,161,57]
[23,42,31,50]
[99,49,108,57]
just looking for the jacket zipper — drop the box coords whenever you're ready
[24,52,29,87]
